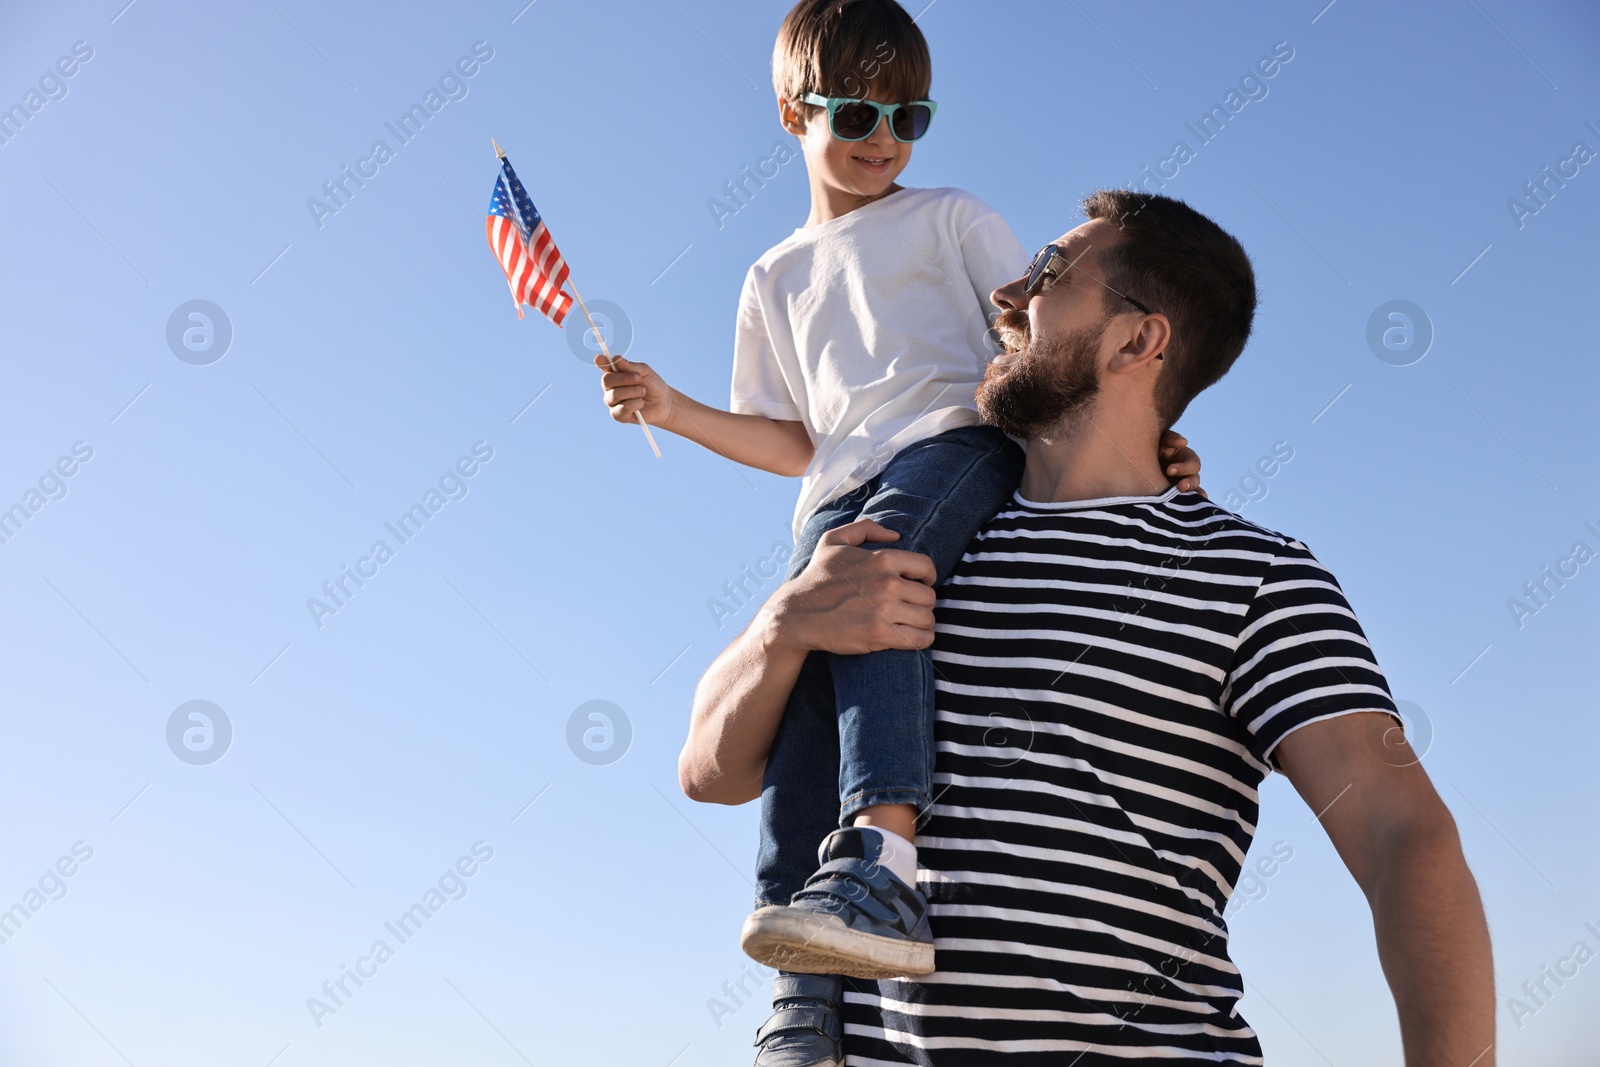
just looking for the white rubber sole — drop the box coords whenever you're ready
[741,906,935,979]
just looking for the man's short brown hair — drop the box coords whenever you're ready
[773,0,932,111]
[1081,191,1258,428]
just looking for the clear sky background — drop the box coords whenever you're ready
[0,1,1595,1064]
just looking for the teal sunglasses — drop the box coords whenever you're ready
[797,92,938,143]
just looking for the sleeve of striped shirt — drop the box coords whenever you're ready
[1223,538,1400,769]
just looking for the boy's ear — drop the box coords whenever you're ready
[778,97,807,137]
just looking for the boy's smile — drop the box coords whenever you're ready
[849,151,895,176]
[810,102,907,200]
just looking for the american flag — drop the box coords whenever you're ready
[486,155,572,325]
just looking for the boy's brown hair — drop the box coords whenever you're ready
[773,0,932,110]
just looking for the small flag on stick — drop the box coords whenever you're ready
[486,140,660,458]
[487,153,573,325]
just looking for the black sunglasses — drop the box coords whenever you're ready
[1023,244,1154,316]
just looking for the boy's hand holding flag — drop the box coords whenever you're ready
[484,140,660,458]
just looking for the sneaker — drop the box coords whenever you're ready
[753,973,841,1067]
[741,826,934,978]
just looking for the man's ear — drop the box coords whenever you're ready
[1110,313,1171,374]
[778,97,807,137]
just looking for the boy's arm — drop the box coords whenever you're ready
[596,353,814,476]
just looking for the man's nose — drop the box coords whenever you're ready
[990,275,1028,312]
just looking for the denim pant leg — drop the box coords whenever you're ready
[753,483,876,908]
[829,426,1025,825]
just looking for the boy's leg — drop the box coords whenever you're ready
[752,490,873,1067]
[833,425,1025,831]
[742,426,1024,979]
[754,483,875,908]
[754,648,844,908]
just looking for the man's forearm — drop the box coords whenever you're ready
[680,606,809,805]
[678,520,938,806]
[1371,818,1495,1065]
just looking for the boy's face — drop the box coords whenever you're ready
[782,94,912,204]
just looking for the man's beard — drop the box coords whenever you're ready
[975,315,1104,439]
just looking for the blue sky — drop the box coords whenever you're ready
[0,1,1595,1064]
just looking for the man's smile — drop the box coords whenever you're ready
[994,325,1030,363]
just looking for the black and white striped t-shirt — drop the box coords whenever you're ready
[842,487,1398,1066]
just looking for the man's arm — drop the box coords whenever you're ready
[679,520,939,805]
[1275,713,1495,1066]
[595,353,815,476]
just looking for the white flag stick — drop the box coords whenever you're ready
[569,279,662,459]
[492,138,660,459]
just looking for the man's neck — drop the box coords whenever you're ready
[1018,399,1170,504]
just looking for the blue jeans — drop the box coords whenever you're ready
[754,425,1024,907]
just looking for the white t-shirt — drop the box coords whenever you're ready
[730,186,1027,541]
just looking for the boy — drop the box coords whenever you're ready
[597,1,1200,1063]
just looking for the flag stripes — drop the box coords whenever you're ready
[486,162,572,326]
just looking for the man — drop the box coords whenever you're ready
[677,191,1494,1065]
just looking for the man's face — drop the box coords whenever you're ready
[976,220,1127,438]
